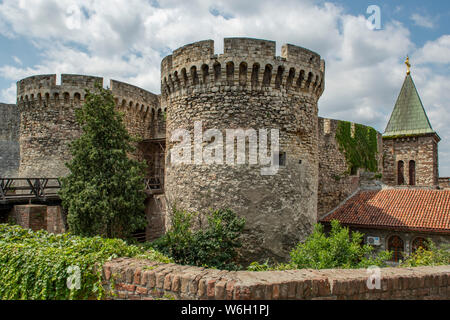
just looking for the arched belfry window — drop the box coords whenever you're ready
[397,161,405,185]
[388,235,404,262]
[409,160,416,186]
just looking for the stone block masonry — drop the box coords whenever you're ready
[317,118,383,218]
[16,74,161,179]
[0,103,20,177]
[103,258,450,300]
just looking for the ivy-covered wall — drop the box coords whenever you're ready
[335,121,379,174]
[317,118,383,218]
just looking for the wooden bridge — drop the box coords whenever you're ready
[0,177,163,205]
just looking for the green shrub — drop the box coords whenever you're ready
[0,224,170,300]
[401,241,450,267]
[289,220,391,269]
[151,208,245,270]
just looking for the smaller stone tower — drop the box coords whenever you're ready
[382,57,440,187]
[16,74,160,179]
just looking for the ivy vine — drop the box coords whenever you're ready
[0,224,171,300]
[335,121,378,174]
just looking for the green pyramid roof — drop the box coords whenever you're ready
[383,74,436,137]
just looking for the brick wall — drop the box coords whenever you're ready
[11,204,47,231]
[10,204,65,234]
[102,258,450,300]
[46,205,66,234]
[382,134,439,187]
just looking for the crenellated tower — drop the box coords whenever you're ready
[161,38,325,262]
[16,74,160,179]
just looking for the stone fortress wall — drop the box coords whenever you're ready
[0,103,20,177]
[161,38,325,262]
[15,74,161,178]
[317,117,383,218]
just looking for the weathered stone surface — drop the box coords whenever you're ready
[7,37,447,264]
[317,118,383,218]
[162,38,325,262]
[0,103,20,177]
[15,74,161,179]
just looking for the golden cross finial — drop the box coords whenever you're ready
[405,56,411,75]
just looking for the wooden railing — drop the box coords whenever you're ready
[144,176,164,193]
[0,176,164,204]
[0,178,61,203]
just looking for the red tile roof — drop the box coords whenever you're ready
[320,189,450,234]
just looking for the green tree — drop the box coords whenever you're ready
[289,220,391,269]
[59,83,147,238]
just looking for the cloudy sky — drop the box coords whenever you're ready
[1,0,450,174]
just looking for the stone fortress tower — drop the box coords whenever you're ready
[161,38,325,261]
[16,74,161,179]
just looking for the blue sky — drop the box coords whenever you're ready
[1,0,450,175]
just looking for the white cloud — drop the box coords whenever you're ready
[0,83,17,104]
[410,13,435,29]
[12,56,22,65]
[414,35,450,65]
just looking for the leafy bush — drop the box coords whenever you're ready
[0,224,170,300]
[401,241,450,267]
[151,208,245,270]
[289,220,391,269]
[59,83,147,238]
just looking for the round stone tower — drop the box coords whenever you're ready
[16,74,103,178]
[161,38,325,262]
[16,74,159,178]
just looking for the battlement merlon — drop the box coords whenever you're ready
[281,44,323,71]
[17,74,56,95]
[17,74,159,111]
[17,74,103,100]
[160,38,325,98]
[110,80,160,107]
[61,74,103,88]
[223,38,275,58]
[161,38,324,73]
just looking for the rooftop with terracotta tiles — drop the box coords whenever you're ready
[321,188,450,234]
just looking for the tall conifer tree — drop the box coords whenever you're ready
[60,83,147,238]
